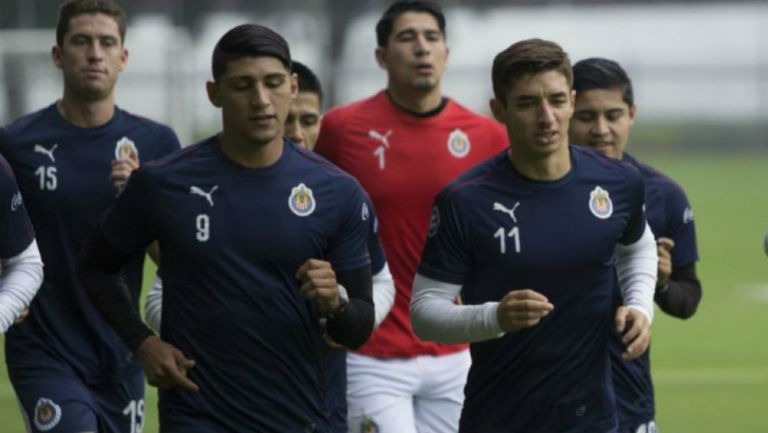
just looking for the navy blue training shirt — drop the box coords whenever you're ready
[418,146,647,433]
[1,103,180,383]
[102,137,372,433]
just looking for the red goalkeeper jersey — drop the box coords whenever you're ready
[315,91,508,358]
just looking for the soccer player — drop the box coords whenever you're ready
[410,38,658,433]
[0,156,43,334]
[569,57,702,433]
[141,59,395,432]
[78,24,376,433]
[314,2,508,432]
[284,61,324,150]
[0,0,181,431]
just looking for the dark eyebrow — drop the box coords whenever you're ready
[515,94,540,103]
[394,28,417,39]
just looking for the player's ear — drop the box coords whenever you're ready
[489,98,505,123]
[118,47,128,72]
[375,47,387,69]
[51,45,63,69]
[628,103,637,126]
[289,71,298,100]
[206,81,221,107]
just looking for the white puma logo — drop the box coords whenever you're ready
[34,144,58,163]
[368,129,392,148]
[190,185,218,207]
[493,201,520,224]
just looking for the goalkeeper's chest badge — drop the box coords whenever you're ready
[115,136,138,159]
[447,128,470,158]
[588,186,613,219]
[288,183,316,217]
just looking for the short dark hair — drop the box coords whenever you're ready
[56,0,127,46]
[572,57,634,107]
[211,24,291,81]
[492,38,572,105]
[292,61,323,105]
[376,1,446,47]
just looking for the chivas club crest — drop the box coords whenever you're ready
[447,129,470,158]
[115,136,138,159]
[288,183,316,217]
[33,398,62,431]
[588,186,613,219]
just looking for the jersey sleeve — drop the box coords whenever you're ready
[664,183,699,266]
[0,156,34,259]
[100,167,159,255]
[620,168,649,245]
[366,199,386,275]
[325,178,371,271]
[416,189,472,284]
[313,108,344,162]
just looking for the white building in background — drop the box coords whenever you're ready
[1,2,767,142]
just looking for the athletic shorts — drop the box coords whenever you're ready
[10,362,144,433]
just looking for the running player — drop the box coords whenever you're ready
[1,1,180,432]
[78,24,375,432]
[410,38,658,433]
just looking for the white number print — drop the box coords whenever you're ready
[494,226,521,254]
[122,399,145,433]
[196,214,210,242]
[368,129,391,171]
[34,166,57,191]
[373,145,386,170]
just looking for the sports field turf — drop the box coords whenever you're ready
[0,151,766,433]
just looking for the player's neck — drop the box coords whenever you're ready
[56,92,116,128]
[386,84,443,114]
[506,144,572,181]
[218,132,284,169]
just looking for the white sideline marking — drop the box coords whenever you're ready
[739,284,768,303]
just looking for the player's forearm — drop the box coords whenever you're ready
[615,224,658,323]
[0,240,43,333]
[410,273,504,343]
[655,263,701,319]
[77,224,154,351]
[144,274,163,332]
[325,265,374,349]
[372,263,395,328]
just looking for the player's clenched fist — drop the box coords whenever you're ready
[496,289,554,332]
[296,258,342,313]
[109,148,139,189]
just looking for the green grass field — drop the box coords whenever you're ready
[0,152,766,433]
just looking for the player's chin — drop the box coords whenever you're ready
[247,129,280,146]
[412,77,438,91]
